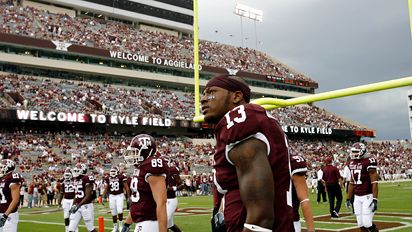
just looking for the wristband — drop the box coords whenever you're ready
[371,181,378,184]
[172,186,177,191]
[373,198,378,201]
[300,198,309,204]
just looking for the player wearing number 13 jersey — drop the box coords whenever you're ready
[347,142,379,232]
[201,75,293,232]
[0,159,21,232]
[122,134,168,232]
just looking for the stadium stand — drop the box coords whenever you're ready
[1,72,368,130]
[0,1,313,82]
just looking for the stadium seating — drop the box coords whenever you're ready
[0,73,366,129]
[0,2,313,82]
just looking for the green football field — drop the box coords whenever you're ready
[18,181,412,231]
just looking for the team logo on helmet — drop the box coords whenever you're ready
[350,142,367,159]
[124,134,157,166]
[0,159,15,178]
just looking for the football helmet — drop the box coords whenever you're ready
[110,166,119,178]
[350,142,367,159]
[124,134,157,166]
[63,168,72,181]
[72,163,87,178]
[0,159,15,178]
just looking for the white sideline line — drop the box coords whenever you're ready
[20,220,65,226]
[20,211,412,231]
[303,226,360,231]
[20,220,115,230]
[381,222,412,231]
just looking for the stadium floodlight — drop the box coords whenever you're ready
[192,76,412,123]
[234,3,263,48]
[234,3,263,22]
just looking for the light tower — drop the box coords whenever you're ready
[234,3,263,48]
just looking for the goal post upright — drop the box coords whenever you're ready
[193,0,201,117]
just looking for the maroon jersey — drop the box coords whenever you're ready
[213,104,293,232]
[73,175,95,204]
[105,174,127,195]
[62,180,75,200]
[349,157,378,196]
[130,156,168,223]
[0,172,22,213]
[290,155,308,222]
[322,164,342,184]
[167,165,180,199]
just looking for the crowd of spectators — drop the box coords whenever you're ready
[271,105,366,130]
[0,73,195,120]
[1,130,411,185]
[0,1,313,83]
[0,73,366,129]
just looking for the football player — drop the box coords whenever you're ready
[68,163,96,232]
[121,134,168,232]
[0,159,21,232]
[166,160,183,232]
[200,75,293,231]
[290,155,315,232]
[58,168,78,232]
[347,142,379,232]
[103,166,130,232]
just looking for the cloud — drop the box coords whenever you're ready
[318,88,411,139]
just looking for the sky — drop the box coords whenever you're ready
[198,0,412,140]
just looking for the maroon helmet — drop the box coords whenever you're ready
[124,134,157,166]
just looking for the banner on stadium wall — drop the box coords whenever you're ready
[1,109,369,137]
[109,51,202,71]
[281,125,333,135]
[14,109,177,127]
